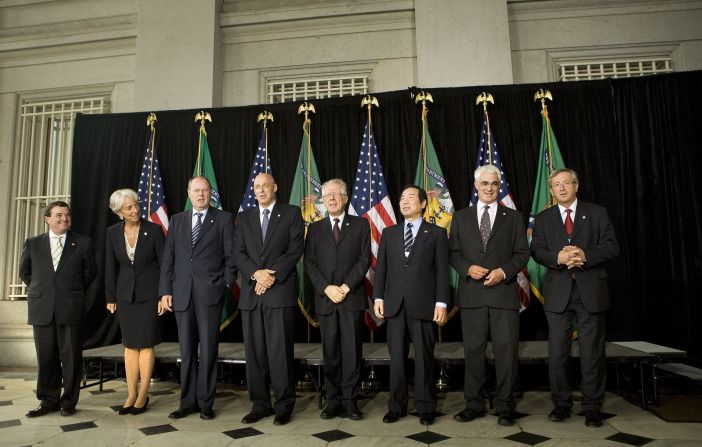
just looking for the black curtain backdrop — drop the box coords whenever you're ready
[71,71,702,358]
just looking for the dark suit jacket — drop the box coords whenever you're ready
[449,205,530,310]
[158,207,236,311]
[531,201,619,313]
[105,220,164,304]
[234,202,305,310]
[19,231,97,326]
[304,214,371,315]
[374,219,450,320]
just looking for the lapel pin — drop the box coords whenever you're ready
[71,242,75,246]
[210,219,214,223]
[502,212,506,216]
[143,232,148,236]
[424,230,429,233]
[277,214,281,218]
[582,216,586,219]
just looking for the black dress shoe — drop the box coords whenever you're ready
[584,410,603,427]
[168,407,196,419]
[497,411,516,426]
[453,408,486,423]
[118,405,133,415]
[241,407,275,424]
[345,403,363,421]
[419,412,436,426]
[320,405,342,420]
[200,407,215,420]
[382,411,406,423]
[273,411,292,425]
[60,407,76,417]
[131,397,149,415]
[26,405,59,418]
[548,407,571,422]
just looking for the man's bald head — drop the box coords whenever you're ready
[253,172,277,207]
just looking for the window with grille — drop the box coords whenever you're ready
[6,96,110,299]
[557,57,672,81]
[267,74,370,104]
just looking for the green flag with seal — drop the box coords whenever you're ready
[527,105,566,304]
[289,112,325,327]
[413,100,459,322]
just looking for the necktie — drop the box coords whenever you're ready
[52,236,63,271]
[404,222,414,256]
[480,205,491,250]
[564,209,573,238]
[332,218,340,243]
[192,212,203,247]
[261,209,270,240]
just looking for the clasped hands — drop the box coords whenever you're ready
[253,269,276,295]
[325,284,350,304]
[468,265,505,286]
[557,245,586,269]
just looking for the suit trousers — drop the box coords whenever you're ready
[461,306,519,413]
[241,303,296,414]
[33,320,82,409]
[318,308,364,407]
[174,290,223,410]
[387,302,436,414]
[545,281,607,411]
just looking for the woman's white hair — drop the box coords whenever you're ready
[109,189,139,215]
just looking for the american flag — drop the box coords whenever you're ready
[239,128,272,212]
[138,126,169,233]
[348,119,397,329]
[468,113,530,311]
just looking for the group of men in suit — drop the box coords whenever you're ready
[20,166,618,429]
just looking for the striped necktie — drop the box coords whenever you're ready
[52,236,63,271]
[192,212,203,247]
[403,222,414,256]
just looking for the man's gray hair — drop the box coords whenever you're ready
[109,189,139,215]
[321,178,348,197]
[547,168,579,186]
[473,164,502,182]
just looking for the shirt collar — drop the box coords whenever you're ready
[259,201,276,215]
[330,211,345,225]
[49,230,66,240]
[477,200,497,210]
[557,199,578,216]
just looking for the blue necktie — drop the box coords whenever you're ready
[404,222,414,256]
[261,209,270,240]
[192,212,203,247]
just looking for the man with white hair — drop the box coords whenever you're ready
[305,178,370,420]
[449,164,530,426]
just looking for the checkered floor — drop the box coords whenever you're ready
[1,371,701,446]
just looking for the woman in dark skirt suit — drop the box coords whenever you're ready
[105,189,165,415]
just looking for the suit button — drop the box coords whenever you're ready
[190,258,193,262]
[403,264,408,267]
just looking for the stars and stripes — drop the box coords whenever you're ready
[138,127,169,233]
[348,120,397,330]
[239,128,272,212]
[469,113,530,311]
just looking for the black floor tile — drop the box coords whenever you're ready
[606,432,655,446]
[577,410,616,420]
[140,424,178,436]
[60,421,97,432]
[0,401,12,407]
[150,389,175,396]
[214,391,236,398]
[505,431,551,445]
[313,429,354,443]
[0,419,21,429]
[409,410,446,417]
[406,431,450,444]
[89,389,116,395]
[223,427,264,440]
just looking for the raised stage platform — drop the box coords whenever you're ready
[82,341,682,410]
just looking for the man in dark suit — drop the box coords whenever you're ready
[19,201,97,417]
[159,176,236,420]
[449,165,530,426]
[374,185,449,426]
[234,173,304,426]
[304,178,370,420]
[531,168,619,427]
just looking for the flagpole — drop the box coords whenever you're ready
[298,102,316,205]
[414,91,433,218]
[534,89,555,205]
[257,111,274,173]
[194,111,212,176]
[360,95,379,343]
[476,92,495,165]
[146,113,157,218]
